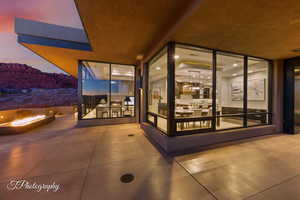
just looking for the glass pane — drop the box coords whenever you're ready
[81,62,110,119]
[111,64,135,118]
[175,45,213,122]
[295,66,300,133]
[217,116,244,130]
[247,58,269,126]
[148,48,168,117]
[216,52,244,130]
[157,116,167,132]
[176,119,212,131]
[247,114,268,126]
[148,114,154,123]
[247,58,268,112]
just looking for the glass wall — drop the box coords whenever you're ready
[111,64,135,117]
[148,47,168,132]
[80,61,135,119]
[216,52,244,130]
[294,66,300,133]
[146,43,272,136]
[174,45,213,131]
[247,57,269,126]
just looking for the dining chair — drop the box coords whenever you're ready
[111,108,120,118]
[193,110,203,128]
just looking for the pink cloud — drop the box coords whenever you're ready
[0,0,83,73]
[0,0,82,32]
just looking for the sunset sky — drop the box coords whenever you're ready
[0,0,83,74]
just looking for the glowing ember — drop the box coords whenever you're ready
[10,115,47,127]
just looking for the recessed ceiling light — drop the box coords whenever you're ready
[136,54,144,60]
[232,73,237,76]
[155,66,161,70]
[174,55,180,59]
[248,70,253,73]
[233,63,238,67]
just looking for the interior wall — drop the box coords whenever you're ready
[220,71,268,110]
[148,78,167,113]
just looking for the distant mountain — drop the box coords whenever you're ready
[0,63,77,90]
[0,63,78,110]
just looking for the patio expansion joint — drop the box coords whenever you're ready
[174,158,219,200]
[79,141,98,200]
[243,173,300,200]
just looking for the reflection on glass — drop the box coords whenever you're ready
[216,52,244,130]
[82,62,110,119]
[247,114,268,126]
[295,66,300,133]
[157,117,167,132]
[81,61,135,119]
[247,57,269,126]
[217,116,243,129]
[148,114,154,123]
[148,48,168,117]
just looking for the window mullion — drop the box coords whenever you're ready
[243,56,248,128]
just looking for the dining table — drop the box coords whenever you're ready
[175,108,221,130]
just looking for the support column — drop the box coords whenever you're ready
[167,42,176,136]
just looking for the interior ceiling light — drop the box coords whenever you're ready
[233,63,238,67]
[174,55,180,59]
[156,66,161,70]
[248,70,253,73]
[136,54,144,60]
[232,73,238,76]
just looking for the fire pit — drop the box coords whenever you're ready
[0,114,55,134]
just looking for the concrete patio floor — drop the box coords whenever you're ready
[0,116,300,200]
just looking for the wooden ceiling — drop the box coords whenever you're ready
[74,0,190,64]
[23,0,300,77]
[172,0,300,59]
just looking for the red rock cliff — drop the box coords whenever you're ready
[0,63,77,89]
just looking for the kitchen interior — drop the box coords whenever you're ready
[148,45,268,132]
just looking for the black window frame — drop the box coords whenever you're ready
[78,60,136,120]
[145,42,273,136]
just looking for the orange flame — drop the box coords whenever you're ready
[10,115,46,127]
